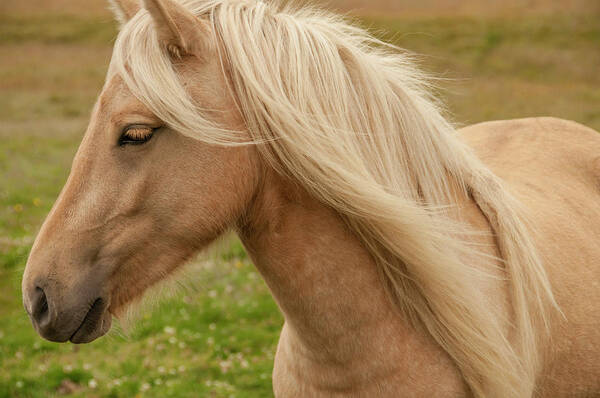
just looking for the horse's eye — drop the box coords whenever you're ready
[119,126,155,146]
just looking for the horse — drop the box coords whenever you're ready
[21,0,600,396]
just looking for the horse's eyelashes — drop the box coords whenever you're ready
[126,128,152,140]
[119,126,155,146]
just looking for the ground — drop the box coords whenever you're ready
[0,1,599,397]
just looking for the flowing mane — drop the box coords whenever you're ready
[111,1,556,396]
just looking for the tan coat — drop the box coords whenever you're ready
[462,117,600,396]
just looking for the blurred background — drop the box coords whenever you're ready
[0,0,598,397]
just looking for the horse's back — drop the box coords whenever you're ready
[460,117,600,397]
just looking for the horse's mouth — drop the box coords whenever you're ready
[69,298,112,344]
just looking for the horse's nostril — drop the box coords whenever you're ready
[31,286,50,326]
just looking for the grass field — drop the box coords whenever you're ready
[1,1,599,397]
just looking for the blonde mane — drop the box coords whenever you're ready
[112,1,557,396]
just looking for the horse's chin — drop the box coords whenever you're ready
[105,295,144,330]
[69,300,113,344]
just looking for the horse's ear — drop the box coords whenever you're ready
[108,0,140,26]
[142,0,212,59]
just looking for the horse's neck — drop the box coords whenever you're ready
[236,171,496,392]
[239,175,401,357]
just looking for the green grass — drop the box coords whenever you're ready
[1,8,599,398]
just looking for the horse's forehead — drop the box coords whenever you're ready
[99,74,133,110]
[95,74,155,123]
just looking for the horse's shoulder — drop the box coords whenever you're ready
[459,121,600,396]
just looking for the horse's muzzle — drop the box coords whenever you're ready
[23,283,112,344]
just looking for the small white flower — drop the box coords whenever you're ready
[33,342,41,349]
[178,342,186,349]
[164,326,176,335]
[169,368,176,375]
[83,363,91,370]
[168,336,177,344]
[208,290,217,298]
[154,378,162,385]
[15,351,23,359]
[219,360,232,374]
[88,379,98,389]
[240,359,249,369]
[158,366,166,374]
[63,364,72,372]
[209,323,216,331]
[207,337,215,345]
[16,381,24,388]
[140,382,151,392]
[178,365,186,373]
